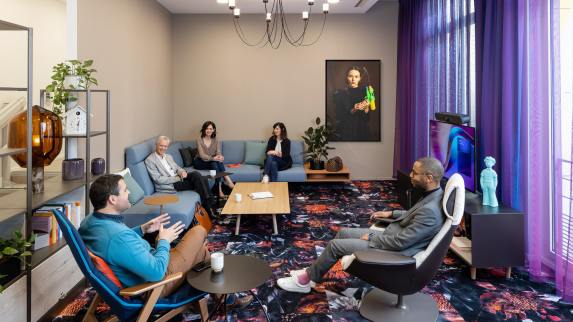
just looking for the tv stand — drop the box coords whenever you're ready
[395,169,524,279]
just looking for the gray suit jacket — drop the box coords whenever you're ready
[369,188,444,256]
[144,153,184,193]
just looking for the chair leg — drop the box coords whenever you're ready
[136,285,165,322]
[155,303,192,322]
[194,297,209,322]
[82,294,101,322]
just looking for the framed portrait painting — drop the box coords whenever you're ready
[325,60,381,142]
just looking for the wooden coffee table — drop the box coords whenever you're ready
[221,182,290,235]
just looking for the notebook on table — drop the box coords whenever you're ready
[249,191,274,200]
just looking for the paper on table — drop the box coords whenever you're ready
[249,191,274,199]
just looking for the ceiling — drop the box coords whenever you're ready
[156,0,381,14]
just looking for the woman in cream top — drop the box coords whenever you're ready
[194,121,234,197]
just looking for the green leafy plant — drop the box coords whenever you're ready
[0,231,35,293]
[45,59,98,116]
[301,117,335,167]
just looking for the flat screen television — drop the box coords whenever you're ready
[429,119,476,192]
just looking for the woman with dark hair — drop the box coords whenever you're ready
[263,122,292,182]
[194,121,234,197]
[333,66,376,141]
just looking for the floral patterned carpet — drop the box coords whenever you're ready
[53,181,573,321]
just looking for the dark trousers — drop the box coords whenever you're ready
[193,159,226,186]
[264,156,288,182]
[173,171,214,212]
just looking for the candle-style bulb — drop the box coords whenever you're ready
[323,3,329,13]
[302,11,309,20]
[233,8,240,17]
[308,0,315,5]
[229,0,236,9]
[266,12,272,21]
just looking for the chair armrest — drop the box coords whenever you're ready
[354,250,416,267]
[119,272,183,296]
[375,218,394,225]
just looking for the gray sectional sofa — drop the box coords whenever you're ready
[121,138,306,228]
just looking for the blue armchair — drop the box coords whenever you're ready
[52,209,208,322]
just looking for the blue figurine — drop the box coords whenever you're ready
[480,156,499,207]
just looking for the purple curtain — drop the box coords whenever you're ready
[393,0,474,173]
[476,0,572,301]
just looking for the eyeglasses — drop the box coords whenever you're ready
[411,169,432,178]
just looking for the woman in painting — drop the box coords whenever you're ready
[333,66,376,141]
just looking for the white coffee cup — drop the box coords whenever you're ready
[209,170,216,177]
[211,252,224,272]
[235,193,242,202]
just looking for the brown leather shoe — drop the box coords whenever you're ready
[226,294,253,310]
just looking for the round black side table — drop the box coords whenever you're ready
[187,254,271,321]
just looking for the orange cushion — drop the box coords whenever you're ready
[88,250,123,288]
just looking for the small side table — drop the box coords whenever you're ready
[144,194,179,215]
[187,255,272,321]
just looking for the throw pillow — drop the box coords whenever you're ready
[88,250,123,288]
[123,173,145,205]
[179,147,198,167]
[244,141,267,166]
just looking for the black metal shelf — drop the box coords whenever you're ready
[31,239,67,268]
[62,131,107,138]
[0,87,27,91]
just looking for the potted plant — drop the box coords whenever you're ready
[45,59,98,117]
[0,231,34,293]
[301,117,335,170]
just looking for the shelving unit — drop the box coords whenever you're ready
[0,19,33,322]
[0,18,111,321]
[305,163,351,183]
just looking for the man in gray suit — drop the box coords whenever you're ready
[145,135,215,217]
[278,157,445,293]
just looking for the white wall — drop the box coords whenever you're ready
[0,0,67,106]
[172,2,398,179]
[77,0,173,171]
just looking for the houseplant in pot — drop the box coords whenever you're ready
[0,231,34,293]
[45,59,98,117]
[301,117,335,170]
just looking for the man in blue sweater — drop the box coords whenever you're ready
[79,174,252,306]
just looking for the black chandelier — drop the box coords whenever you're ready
[222,0,336,49]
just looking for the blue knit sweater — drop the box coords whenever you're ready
[78,212,171,287]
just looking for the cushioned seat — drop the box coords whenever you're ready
[226,164,263,182]
[276,165,306,182]
[123,190,201,228]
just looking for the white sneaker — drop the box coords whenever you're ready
[277,276,311,293]
[262,175,269,183]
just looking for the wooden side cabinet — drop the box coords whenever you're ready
[449,193,525,279]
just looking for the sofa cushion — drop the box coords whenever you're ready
[227,164,262,182]
[221,141,245,164]
[179,147,197,167]
[123,173,145,205]
[122,190,201,228]
[277,164,306,182]
[245,141,266,166]
[166,142,183,167]
[128,162,155,196]
[125,138,155,165]
[290,140,304,165]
